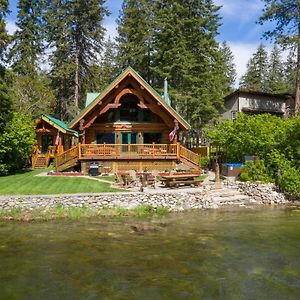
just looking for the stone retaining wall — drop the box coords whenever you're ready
[0,192,208,211]
[0,182,290,211]
[236,182,289,204]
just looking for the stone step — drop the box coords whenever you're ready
[212,194,251,203]
[208,189,242,197]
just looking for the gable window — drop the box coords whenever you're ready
[120,96,138,122]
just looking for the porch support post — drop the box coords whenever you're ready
[176,142,180,160]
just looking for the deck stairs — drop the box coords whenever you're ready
[33,155,48,169]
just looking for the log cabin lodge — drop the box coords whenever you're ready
[32,67,200,173]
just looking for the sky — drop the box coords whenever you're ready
[6,0,275,85]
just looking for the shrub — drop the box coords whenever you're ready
[0,113,35,175]
[239,160,271,183]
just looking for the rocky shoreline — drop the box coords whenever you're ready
[0,181,291,212]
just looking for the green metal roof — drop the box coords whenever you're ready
[69,66,191,129]
[86,93,101,107]
[35,114,78,136]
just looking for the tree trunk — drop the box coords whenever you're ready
[74,52,80,109]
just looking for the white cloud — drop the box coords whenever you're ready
[215,0,264,24]
[6,20,18,35]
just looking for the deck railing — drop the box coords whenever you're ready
[80,143,178,159]
[31,146,39,168]
[179,145,200,165]
[56,145,79,171]
[55,143,200,171]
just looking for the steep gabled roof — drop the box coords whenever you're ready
[35,114,78,136]
[68,66,190,130]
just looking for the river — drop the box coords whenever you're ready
[1,207,300,299]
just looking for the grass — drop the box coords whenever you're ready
[0,205,170,221]
[0,169,123,195]
[98,175,116,182]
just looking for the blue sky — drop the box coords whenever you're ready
[6,0,273,83]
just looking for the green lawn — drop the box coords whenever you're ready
[0,169,123,195]
[98,175,116,182]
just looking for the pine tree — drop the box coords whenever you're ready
[86,37,119,92]
[240,44,269,91]
[116,0,154,82]
[45,0,109,119]
[266,44,287,93]
[0,0,14,133]
[219,41,237,93]
[9,0,44,76]
[151,0,226,127]
[151,0,193,111]
[0,68,13,133]
[0,0,9,60]
[183,0,227,126]
[284,49,297,95]
[259,0,300,110]
[12,73,56,116]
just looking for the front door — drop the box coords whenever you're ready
[121,132,137,153]
[41,135,54,153]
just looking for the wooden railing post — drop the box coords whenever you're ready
[177,142,181,160]
[78,143,81,159]
[152,142,155,158]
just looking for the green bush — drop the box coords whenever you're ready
[206,114,300,198]
[239,160,271,183]
[0,113,35,175]
[200,156,209,168]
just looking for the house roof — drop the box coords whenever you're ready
[225,88,293,101]
[86,93,101,107]
[68,66,190,130]
[35,114,78,136]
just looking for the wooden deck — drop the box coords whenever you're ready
[55,143,200,172]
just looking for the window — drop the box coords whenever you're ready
[41,135,54,153]
[95,133,115,144]
[121,132,138,144]
[120,96,138,122]
[231,111,237,120]
[143,133,162,144]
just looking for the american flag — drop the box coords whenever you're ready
[55,132,60,146]
[169,126,178,142]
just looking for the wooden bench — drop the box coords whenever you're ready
[168,179,203,188]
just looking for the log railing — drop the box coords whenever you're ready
[80,144,177,159]
[56,145,79,171]
[55,143,200,171]
[179,145,200,167]
[48,146,57,158]
[31,146,39,168]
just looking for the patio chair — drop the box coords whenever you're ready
[128,170,138,187]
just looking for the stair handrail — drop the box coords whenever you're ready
[56,145,79,171]
[31,146,39,168]
[179,145,200,166]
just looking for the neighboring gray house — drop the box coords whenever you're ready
[221,89,294,120]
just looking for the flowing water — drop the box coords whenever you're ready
[1,207,300,299]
